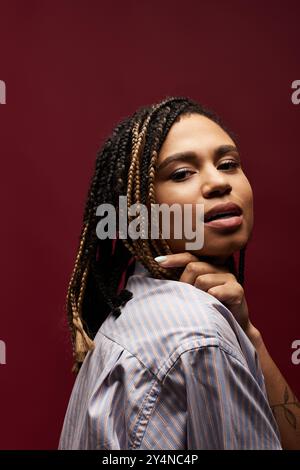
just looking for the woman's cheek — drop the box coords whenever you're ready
[155,182,193,206]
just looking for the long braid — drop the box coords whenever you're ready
[66,95,242,374]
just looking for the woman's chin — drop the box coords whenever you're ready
[189,243,246,261]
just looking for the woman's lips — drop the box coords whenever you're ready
[204,214,243,229]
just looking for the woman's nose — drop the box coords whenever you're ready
[201,166,232,198]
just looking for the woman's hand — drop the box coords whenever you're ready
[155,252,254,334]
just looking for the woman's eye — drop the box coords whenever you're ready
[218,160,240,170]
[169,169,195,181]
[169,160,240,181]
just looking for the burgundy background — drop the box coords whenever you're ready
[0,1,299,449]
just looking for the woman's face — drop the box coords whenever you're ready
[153,113,254,264]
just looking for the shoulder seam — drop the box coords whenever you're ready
[160,339,248,382]
[98,331,246,384]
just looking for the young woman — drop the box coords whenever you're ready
[58,96,300,450]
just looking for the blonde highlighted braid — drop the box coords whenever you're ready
[65,96,243,373]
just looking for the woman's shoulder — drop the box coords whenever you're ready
[97,264,250,381]
[119,268,244,358]
[125,265,232,329]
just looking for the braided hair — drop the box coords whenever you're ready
[66,96,247,373]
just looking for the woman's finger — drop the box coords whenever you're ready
[154,252,200,268]
[191,273,229,291]
[155,252,231,284]
[179,263,235,284]
[207,282,243,305]
[207,283,249,330]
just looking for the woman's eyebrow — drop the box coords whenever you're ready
[155,144,239,172]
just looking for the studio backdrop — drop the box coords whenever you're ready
[0,0,299,449]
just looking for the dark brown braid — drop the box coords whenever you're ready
[66,95,245,374]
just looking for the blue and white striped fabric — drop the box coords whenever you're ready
[58,260,282,450]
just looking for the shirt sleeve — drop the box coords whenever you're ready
[176,343,282,450]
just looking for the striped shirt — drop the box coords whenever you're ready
[58,260,282,450]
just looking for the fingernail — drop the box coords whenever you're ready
[154,256,167,264]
